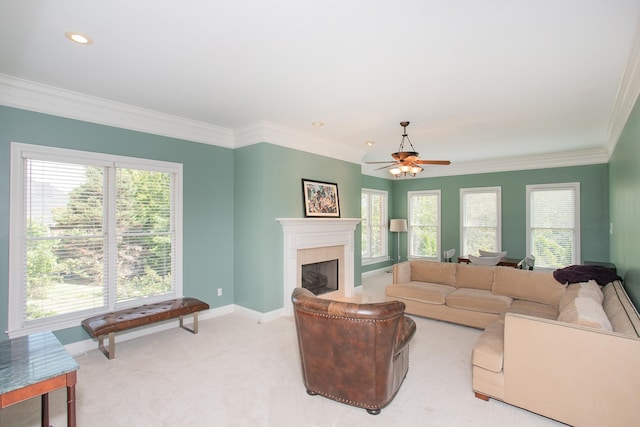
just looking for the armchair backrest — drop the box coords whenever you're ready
[291,287,412,408]
[479,249,508,258]
[469,254,501,266]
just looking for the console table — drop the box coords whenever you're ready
[0,331,79,427]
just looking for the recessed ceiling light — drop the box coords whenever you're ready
[311,121,325,128]
[65,32,93,45]
[365,141,375,147]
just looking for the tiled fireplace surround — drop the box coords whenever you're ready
[277,218,361,316]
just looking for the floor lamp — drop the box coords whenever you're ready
[390,219,408,264]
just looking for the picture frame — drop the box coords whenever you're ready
[301,179,340,218]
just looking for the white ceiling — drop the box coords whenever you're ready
[1,1,640,178]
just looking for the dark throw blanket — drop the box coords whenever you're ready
[553,265,622,286]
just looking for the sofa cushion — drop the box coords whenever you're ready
[385,282,456,305]
[492,268,566,306]
[446,288,512,314]
[455,263,494,290]
[410,261,457,286]
[507,299,558,320]
[559,280,603,311]
[472,319,504,373]
[602,282,640,336]
[557,296,613,331]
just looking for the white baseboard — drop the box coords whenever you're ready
[232,304,286,323]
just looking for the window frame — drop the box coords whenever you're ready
[9,142,183,337]
[361,188,388,265]
[526,182,580,269]
[460,186,502,256]
[407,190,441,260]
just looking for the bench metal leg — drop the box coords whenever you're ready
[98,332,115,359]
[179,312,199,334]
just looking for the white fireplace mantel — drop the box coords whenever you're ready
[277,218,360,315]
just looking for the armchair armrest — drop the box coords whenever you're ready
[394,315,416,355]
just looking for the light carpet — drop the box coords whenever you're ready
[1,273,564,426]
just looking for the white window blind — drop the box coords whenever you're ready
[527,183,580,268]
[115,167,175,303]
[361,189,387,263]
[460,187,501,256]
[408,190,441,258]
[24,160,108,321]
[9,143,182,336]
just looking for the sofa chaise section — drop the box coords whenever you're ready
[474,280,640,427]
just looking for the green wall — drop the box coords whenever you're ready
[2,101,635,344]
[0,106,235,344]
[390,164,610,264]
[234,143,362,312]
[610,96,640,308]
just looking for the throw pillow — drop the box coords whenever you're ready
[558,296,612,331]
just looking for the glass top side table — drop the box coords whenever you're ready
[0,331,79,427]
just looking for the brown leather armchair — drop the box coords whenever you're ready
[291,287,416,414]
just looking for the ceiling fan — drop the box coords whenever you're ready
[367,121,451,177]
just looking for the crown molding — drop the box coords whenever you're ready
[0,73,616,174]
[607,16,640,156]
[0,74,368,163]
[0,74,234,147]
[363,147,610,179]
[234,120,367,164]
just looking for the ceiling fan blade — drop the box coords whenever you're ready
[374,164,397,170]
[365,161,396,164]
[415,160,451,165]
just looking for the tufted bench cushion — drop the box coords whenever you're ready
[82,297,209,359]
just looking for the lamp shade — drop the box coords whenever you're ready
[389,219,408,232]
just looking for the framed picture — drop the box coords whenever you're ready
[301,179,340,218]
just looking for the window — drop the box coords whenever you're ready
[361,189,388,264]
[408,190,441,259]
[460,187,501,256]
[527,183,580,268]
[9,143,183,336]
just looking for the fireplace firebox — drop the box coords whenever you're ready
[301,259,338,295]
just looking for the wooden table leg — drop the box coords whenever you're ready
[41,393,49,427]
[66,371,77,427]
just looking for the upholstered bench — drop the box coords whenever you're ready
[81,297,209,359]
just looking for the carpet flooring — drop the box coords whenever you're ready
[1,272,564,426]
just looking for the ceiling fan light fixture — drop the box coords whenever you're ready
[366,121,450,178]
[410,166,423,176]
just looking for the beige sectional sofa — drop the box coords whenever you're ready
[385,260,640,427]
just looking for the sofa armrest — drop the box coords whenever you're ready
[503,313,640,427]
[392,261,411,284]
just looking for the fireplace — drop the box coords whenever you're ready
[302,259,338,295]
[277,218,360,315]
